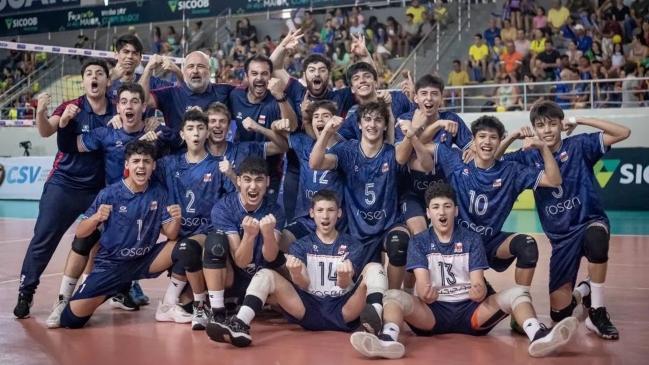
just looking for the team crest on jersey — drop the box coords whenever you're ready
[560,151,569,162]
[440,133,447,142]
[119,206,127,213]
[236,112,242,120]
[454,242,463,253]
[312,244,318,252]
[493,179,502,187]
[381,162,389,173]
[354,165,359,172]
[430,242,435,250]
[462,168,469,176]
[174,171,180,178]
[116,141,123,147]
[259,115,266,125]
[203,173,212,182]
[534,162,541,168]
[82,124,90,133]
[150,201,158,210]
[337,245,347,255]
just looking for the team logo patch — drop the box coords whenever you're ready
[560,151,569,162]
[440,133,447,142]
[82,124,90,133]
[259,115,266,125]
[454,242,463,253]
[534,162,541,168]
[119,206,127,213]
[174,171,180,178]
[337,245,347,255]
[462,168,469,176]
[236,112,242,120]
[493,179,502,187]
[312,244,318,252]
[381,162,389,172]
[116,141,123,147]
[203,173,212,182]
[150,201,158,211]
[430,242,435,250]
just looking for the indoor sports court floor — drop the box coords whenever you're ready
[1,201,648,365]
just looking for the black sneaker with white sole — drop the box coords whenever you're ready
[360,303,382,335]
[207,316,252,348]
[13,293,33,319]
[586,307,619,340]
[528,317,578,357]
[110,292,139,311]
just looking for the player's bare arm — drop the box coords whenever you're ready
[161,204,182,241]
[259,214,280,263]
[76,204,111,238]
[138,54,163,109]
[563,117,631,147]
[240,117,289,155]
[268,77,299,132]
[468,270,487,302]
[269,29,304,86]
[336,259,355,289]
[309,117,342,171]
[286,255,310,290]
[36,93,61,137]
[523,137,562,187]
[230,216,259,269]
[218,157,238,190]
[413,268,438,304]
[495,126,534,159]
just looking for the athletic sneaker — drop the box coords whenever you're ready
[350,332,405,360]
[528,317,578,357]
[155,300,192,323]
[207,316,252,348]
[586,307,619,340]
[45,295,69,329]
[191,301,209,330]
[360,303,382,335]
[130,281,149,305]
[510,316,526,336]
[577,280,591,308]
[110,292,139,311]
[13,292,33,319]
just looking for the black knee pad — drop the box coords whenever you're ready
[550,297,577,322]
[385,231,410,267]
[509,235,538,269]
[177,238,203,273]
[71,229,101,256]
[203,230,230,269]
[584,226,609,264]
[266,251,287,269]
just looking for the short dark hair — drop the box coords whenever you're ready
[305,100,338,124]
[244,54,273,74]
[346,62,378,84]
[311,190,340,208]
[116,82,145,103]
[125,140,156,160]
[357,101,391,129]
[238,156,268,176]
[115,34,144,55]
[206,102,232,121]
[529,100,564,125]
[474,33,483,39]
[415,74,445,93]
[80,58,109,77]
[470,115,506,139]
[182,109,208,128]
[425,182,457,207]
[303,53,332,73]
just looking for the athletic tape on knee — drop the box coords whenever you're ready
[383,289,414,316]
[497,286,531,314]
[385,231,409,267]
[177,238,203,272]
[584,225,609,264]
[71,229,101,256]
[245,269,276,304]
[363,263,388,296]
[509,235,538,269]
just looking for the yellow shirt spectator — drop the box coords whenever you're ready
[447,70,470,86]
[548,7,570,29]
[407,6,427,24]
[530,38,546,54]
[469,44,490,61]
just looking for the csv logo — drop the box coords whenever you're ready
[7,166,41,184]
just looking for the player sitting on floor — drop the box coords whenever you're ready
[497,101,630,340]
[350,182,578,359]
[208,190,388,347]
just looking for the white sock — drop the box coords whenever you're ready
[237,306,256,325]
[193,292,207,303]
[523,318,541,342]
[517,285,531,292]
[162,277,186,305]
[59,275,78,299]
[80,274,88,285]
[208,290,225,308]
[574,281,591,302]
[590,282,604,309]
[382,323,400,341]
[372,303,383,318]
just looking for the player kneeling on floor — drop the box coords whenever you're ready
[58,141,183,329]
[208,190,388,347]
[350,183,578,359]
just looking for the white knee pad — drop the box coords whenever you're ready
[498,286,531,314]
[383,289,414,316]
[246,269,276,303]
[363,263,388,296]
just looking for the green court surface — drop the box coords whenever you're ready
[1,200,648,236]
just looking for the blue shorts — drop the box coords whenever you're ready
[548,223,609,294]
[409,296,505,336]
[283,282,361,332]
[400,192,427,223]
[70,242,169,301]
[484,231,517,272]
[284,217,317,241]
[358,223,408,267]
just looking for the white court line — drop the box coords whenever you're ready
[0,233,74,245]
[0,272,62,285]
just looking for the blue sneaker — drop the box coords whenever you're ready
[130,281,149,305]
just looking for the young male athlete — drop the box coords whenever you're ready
[350,183,578,359]
[310,101,433,290]
[14,58,115,319]
[58,141,181,329]
[201,157,286,326]
[154,109,232,330]
[209,190,388,347]
[497,101,630,339]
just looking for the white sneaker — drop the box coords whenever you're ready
[350,332,405,360]
[155,300,192,323]
[191,301,209,330]
[45,295,68,329]
[528,317,578,358]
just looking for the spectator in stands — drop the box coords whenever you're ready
[349,16,366,37]
[151,26,163,54]
[386,16,404,57]
[229,38,248,63]
[622,62,642,106]
[166,26,181,54]
[420,11,434,38]
[403,14,422,54]
[467,33,490,81]
[302,11,317,35]
[350,6,365,25]
[577,56,593,79]
[494,74,523,110]
[484,18,502,47]
[373,27,393,69]
[500,40,524,78]
[433,1,450,28]
[407,0,427,24]
[188,21,207,52]
[446,59,469,106]
[585,40,605,62]
[238,18,258,44]
[573,24,593,52]
[534,39,561,80]
[530,28,547,63]
[332,43,351,76]
[610,42,626,71]
[522,74,545,109]
[489,36,505,80]
[628,33,649,65]
[507,0,524,30]
[2,75,15,93]
[515,28,532,58]
[627,0,649,42]
[501,19,517,42]
[566,39,584,65]
[567,0,593,15]
[534,6,549,32]
[548,0,571,34]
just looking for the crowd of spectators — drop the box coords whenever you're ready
[0,43,47,119]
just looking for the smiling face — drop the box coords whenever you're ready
[350,70,377,98]
[82,65,108,99]
[414,86,442,118]
[358,110,386,143]
[207,110,230,145]
[310,198,341,236]
[115,43,141,75]
[246,60,271,100]
[237,172,269,208]
[427,196,457,237]
[304,61,330,97]
[117,90,144,129]
[472,128,501,163]
[181,120,208,153]
[533,117,562,149]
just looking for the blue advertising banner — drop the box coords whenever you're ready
[0,0,79,15]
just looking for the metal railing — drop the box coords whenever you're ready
[0,106,36,119]
[0,55,62,109]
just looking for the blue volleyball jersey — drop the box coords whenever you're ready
[207,141,267,192]
[407,226,488,302]
[47,96,115,190]
[152,82,234,130]
[290,233,364,297]
[337,91,415,141]
[109,73,173,118]
[284,77,356,125]
[289,133,345,220]
[211,192,286,279]
[328,141,401,245]
[84,180,173,266]
[156,152,229,237]
[502,132,610,244]
[435,144,543,241]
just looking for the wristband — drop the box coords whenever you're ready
[568,117,577,125]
